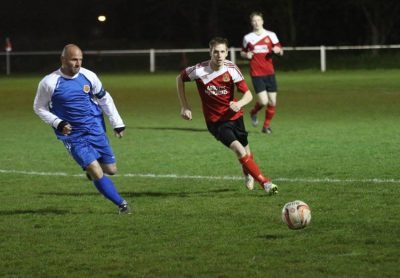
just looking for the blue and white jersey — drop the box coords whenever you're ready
[34,67,124,139]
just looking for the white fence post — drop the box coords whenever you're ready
[230,47,236,64]
[150,48,155,73]
[320,45,326,72]
[6,52,11,75]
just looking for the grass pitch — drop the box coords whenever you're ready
[0,70,399,277]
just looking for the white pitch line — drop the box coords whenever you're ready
[1,169,399,184]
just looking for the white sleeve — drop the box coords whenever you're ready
[90,72,104,97]
[242,37,248,49]
[79,68,124,128]
[33,78,62,129]
[96,91,125,129]
[270,32,280,44]
[185,65,198,81]
[227,62,245,83]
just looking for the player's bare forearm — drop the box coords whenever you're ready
[237,91,253,107]
[176,75,187,107]
[230,91,253,112]
[176,75,192,120]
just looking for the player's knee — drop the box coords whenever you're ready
[259,98,269,106]
[106,169,117,175]
[268,92,277,106]
[257,91,268,106]
[103,165,117,175]
[229,141,247,158]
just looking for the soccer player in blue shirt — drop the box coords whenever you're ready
[34,44,131,214]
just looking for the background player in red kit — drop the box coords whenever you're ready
[241,11,284,134]
[176,37,278,194]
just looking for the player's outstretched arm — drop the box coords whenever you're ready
[176,75,192,120]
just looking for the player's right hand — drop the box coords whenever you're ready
[246,52,254,59]
[57,120,72,135]
[180,108,192,120]
[229,101,241,112]
[63,124,72,135]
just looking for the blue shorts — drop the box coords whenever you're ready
[251,75,278,93]
[62,134,116,169]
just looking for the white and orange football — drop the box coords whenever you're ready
[282,200,311,229]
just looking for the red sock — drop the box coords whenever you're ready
[263,105,276,128]
[251,102,263,115]
[242,153,253,175]
[239,154,270,187]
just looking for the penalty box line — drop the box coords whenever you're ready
[1,169,400,184]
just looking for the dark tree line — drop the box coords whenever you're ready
[1,0,399,50]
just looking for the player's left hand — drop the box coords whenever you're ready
[246,52,254,60]
[272,46,284,56]
[229,101,241,112]
[114,126,125,138]
[180,108,192,120]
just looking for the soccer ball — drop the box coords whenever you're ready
[282,200,311,230]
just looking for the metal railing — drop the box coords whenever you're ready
[1,44,400,75]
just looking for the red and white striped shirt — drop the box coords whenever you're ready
[180,60,249,123]
[242,29,282,76]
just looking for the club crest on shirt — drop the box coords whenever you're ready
[83,85,90,93]
[264,37,270,44]
[222,73,230,82]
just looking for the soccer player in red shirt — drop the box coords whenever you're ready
[241,12,284,134]
[176,37,278,194]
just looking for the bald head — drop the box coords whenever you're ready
[61,44,82,58]
[60,44,83,76]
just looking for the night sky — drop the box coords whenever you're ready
[1,0,400,51]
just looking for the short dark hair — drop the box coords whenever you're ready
[249,11,263,21]
[209,37,229,50]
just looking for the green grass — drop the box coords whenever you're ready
[0,70,399,277]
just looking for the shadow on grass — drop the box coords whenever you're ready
[39,188,235,198]
[0,208,69,215]
[39,192,98,197]
[132,126,208,132]
[131,126,256,134]
[123,188,233,197]
[258,234,283,240]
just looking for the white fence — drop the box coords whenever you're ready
[283,44,400,72]
[1,44,400,75]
